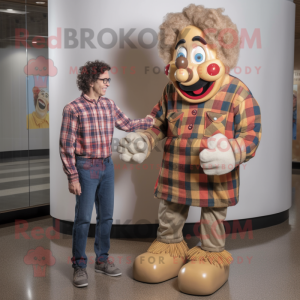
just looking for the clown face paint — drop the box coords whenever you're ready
[166,25,226,103]
[35,89,49,118]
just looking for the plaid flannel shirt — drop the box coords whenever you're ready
[141,75,262,207]
[60,94,153,183]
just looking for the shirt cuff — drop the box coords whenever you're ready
[229,137,247,167]
[68,173,79,184]
[146,115,155,125]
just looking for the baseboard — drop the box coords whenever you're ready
[0,149,49,160]
[53,209,289,238]
[292,161,300,169]
[0,205,50,225]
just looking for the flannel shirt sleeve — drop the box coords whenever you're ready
[59,106,79,183]
[114,103,153,132]
[139,86,168,156]
[229,93,262,167]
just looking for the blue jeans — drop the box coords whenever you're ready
[72,156,114,268]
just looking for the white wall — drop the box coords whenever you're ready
[0,46,49,152]
[49,0,295,224]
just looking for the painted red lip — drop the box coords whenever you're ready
[38,99,46,110]
[178,81,215,100]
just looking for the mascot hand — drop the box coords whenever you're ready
[117,132,149,164]
[199,133,235,175]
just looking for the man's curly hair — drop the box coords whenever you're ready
[77,60,111,94]
[158,4,240,70]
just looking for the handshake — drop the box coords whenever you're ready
[117,133,235,175]
[117,133,149,164]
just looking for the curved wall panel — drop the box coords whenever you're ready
[49,0,295,225]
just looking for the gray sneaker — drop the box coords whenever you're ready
[95,259,122,276]
[73,267,88,287]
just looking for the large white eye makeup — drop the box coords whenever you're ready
[176,47,187,59]
[191,46,206,64]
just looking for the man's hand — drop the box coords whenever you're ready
[68,181,82,195]
[200,133,235,175]
[117,132,149,164]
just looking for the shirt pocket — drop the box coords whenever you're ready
[100,103,113,121]
[166,111,184,137]
[204,111,227,137]
[79,110,95,127]
[103,106,113,120]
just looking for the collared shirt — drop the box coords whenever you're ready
[27,111,49,129]
[141,75,262,208]
[60,93,153,183]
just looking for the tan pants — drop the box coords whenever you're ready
[157,200,227,252]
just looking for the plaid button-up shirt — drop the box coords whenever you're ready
[60,94,153,183]
[141,75,262,207]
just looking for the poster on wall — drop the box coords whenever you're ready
[24,56,58,129]
[293,71,300,162]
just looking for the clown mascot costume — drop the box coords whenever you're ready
[118,4,261,295]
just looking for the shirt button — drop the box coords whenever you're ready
[213,117,217,121]
[192,110,197,115]
[188,124,193,130]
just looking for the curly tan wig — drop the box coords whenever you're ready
[77,60,111,94]
[158,4,240,69]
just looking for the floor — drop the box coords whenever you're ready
[0,157,50,212]
[0,171,299,300]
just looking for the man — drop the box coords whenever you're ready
[59,60,153,288]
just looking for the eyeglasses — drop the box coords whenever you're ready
[97,78,111,84]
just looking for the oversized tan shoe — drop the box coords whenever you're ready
[178,246,232,295]
[178,260,229,295]
[133,239,189,283]
[133,252,185,283]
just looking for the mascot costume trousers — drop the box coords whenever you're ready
[118,4,262,295]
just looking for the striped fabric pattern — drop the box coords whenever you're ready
[144,75,262,207]
[60,94,153,183]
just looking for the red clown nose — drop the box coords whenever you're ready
[207,63,220,76]
[165,64,170,76]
